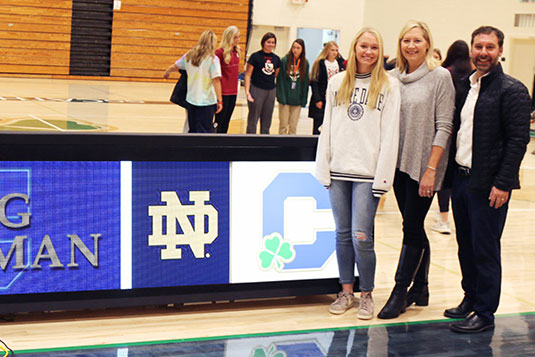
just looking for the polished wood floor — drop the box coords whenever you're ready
[0,77,313,134]
[0,77,534,351]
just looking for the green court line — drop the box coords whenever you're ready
[13,311,535,354]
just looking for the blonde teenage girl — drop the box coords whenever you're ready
[214,26,241,133]
[309,41,345,134]
[164,30,222,133]
[316,28,401,320]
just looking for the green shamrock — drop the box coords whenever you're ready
[259,233,295,271]
[251,343,287,357]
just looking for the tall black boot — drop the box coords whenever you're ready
[406,243,430,307]
[378,245,424,319]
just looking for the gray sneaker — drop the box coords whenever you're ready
[357,293,374,320]
[329,291,356,315]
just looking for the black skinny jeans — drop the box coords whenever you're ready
[214,95,237,133]
[393,170,434,249]
[437,188,451,213]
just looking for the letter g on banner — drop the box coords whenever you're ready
[0,193,31,228]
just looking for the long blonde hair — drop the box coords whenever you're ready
[310,41,339,81]
[219,25,241,64]
[395,20,438,73]
[337,28,390,109]
[186,30,217,67]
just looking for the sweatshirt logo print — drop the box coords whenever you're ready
[347,102,364,121]
[262,59,275,76]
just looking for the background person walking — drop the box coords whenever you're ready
[214,26,241,133]
[309,41,345,135]
[276,39,309,135]
[432,40,473,234]
[163,30,222,133]
[244,32,281,134]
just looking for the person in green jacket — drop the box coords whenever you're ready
[276,39,309,134]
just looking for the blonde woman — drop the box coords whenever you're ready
[377,20,455,319]
[309,41,345,134]
[316,28,400,320]
[214,26,241,133]
[164,30,222,133]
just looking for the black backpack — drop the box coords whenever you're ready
[170,69,189,109]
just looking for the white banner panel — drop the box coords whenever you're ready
[230,162,340,283]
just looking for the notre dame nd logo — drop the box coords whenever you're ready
[148,191,218,260]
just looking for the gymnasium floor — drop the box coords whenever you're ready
[0,77,313,135]
[11,313,535,356]
[0,77,534,356]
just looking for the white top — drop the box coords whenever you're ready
[176,55,221,106]
[324,59,340,80]
[456,72,489,168]
[315,72,401,197]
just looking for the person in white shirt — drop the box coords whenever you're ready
[164,30,222,133]
[309,41,346,134]
[316,27,401,320]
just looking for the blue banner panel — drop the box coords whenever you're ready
[0,162,121,295]
[131,162,229,288]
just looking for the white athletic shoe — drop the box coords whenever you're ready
[432,221,451,234]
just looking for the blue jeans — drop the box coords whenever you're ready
[329,180,380,292]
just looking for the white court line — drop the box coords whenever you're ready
[28,114,65,132]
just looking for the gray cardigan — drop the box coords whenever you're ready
[391,63,455,190]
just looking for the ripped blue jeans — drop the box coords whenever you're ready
[329,179,380,292]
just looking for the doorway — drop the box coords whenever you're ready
[297,28,340,66]
[509,38,535,99]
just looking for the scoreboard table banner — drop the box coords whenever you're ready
[0,160,339,297]
[0,133,341,313]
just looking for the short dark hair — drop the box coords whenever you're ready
[471,26,504,47]
[261,32,277,49]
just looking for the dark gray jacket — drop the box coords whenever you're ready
[445,63,531,192]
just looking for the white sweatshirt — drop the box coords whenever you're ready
[315,72,401,197]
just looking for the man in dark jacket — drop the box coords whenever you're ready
[444,26,531,333]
